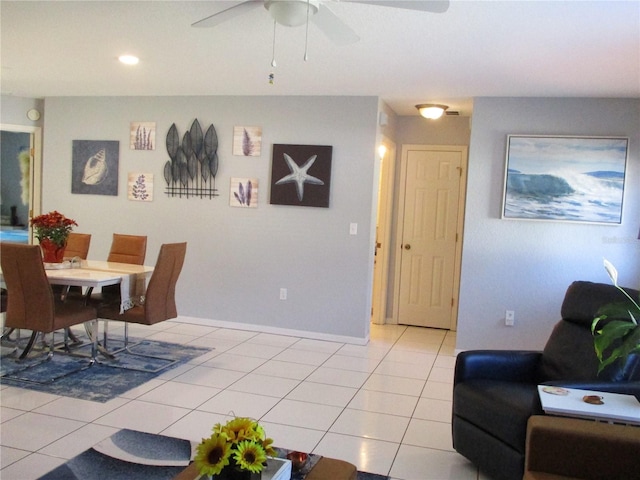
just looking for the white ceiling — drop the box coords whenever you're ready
[1,1,638,117]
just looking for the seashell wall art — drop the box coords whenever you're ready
[164,119,219,198]
[72,140,119,196]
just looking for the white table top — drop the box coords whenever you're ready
[45,260,153,288]
[538,385,640,425]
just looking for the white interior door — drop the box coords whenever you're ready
[395,145,467,329]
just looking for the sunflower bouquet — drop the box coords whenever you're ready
[195,417,276,478]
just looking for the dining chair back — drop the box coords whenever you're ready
[96,242,187,372]
[99,242,187,326]
[64,232,91,260]
[0,243,98,365]
[107,233,147,265]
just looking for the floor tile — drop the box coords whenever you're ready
[305,366,370,388]
[136,381,220,409]
[1,406,25,423]
[286,381,357,408]
[290,339,344,354]
[172,365,246,389]
[272,348,333,366]
[390,444,477,480]
[313,432,399,476]
[163,323,217,337]
[0,452,67,480]
[330,408,410,443]
[246,333,300,348]
[0,387,59,411]
[261,399,343,431]
[412,397,452,423]
[146,331,199,345]
[201,352,267,372]
[226,343,287,360]
[374,359,432,380]
[362,373,425,396]
[38,423,119,459]
[252,359,317,380]
[118,378,166,399]
[428,366,454,384]
[1,412,85,450]
[322,354,381,373]
[421,380,453,401]
[33,396,130,423]
[1,446,30,468]
[227,373,299,398]
[403,418,454,451]
[260,422,325,453]
[384,349,437,366]
[348,389,418,417]
[337,343,390,360]
[198,390,280,419]
[160,410,230,442]
[93,400,190,434]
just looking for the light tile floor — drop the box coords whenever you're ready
[0,321,490,480]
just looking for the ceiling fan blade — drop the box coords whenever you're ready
[312,4,360,46]
[342,0,450,14]
[192,1,262,28]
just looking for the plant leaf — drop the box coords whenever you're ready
[166,123,179,160]
[190,119,204,157]
[204,124,218,157]
[246,180,252,207]
[182,131,193,158]
[163,161,172,185]
[209,152,219,178]
[187,153,198,179]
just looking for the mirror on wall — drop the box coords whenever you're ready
[0,124,42,244]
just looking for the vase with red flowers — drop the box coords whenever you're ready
[30,210,77,263]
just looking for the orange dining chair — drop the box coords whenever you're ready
[64,232,92,260]
[97,242,187,372]
[0,243,98,381]
[107,233,147,265]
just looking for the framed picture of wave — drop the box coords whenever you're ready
[502,135,629,224]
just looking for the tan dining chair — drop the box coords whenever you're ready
[64,232,92,260]
[0,243,98,381]
[107,233,147,265]
[97,242,187,372]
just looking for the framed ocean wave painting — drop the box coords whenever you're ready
[502,135,628,224]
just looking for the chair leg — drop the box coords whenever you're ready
[18,331,39,360]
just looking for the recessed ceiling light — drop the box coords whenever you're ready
[118,55,139,65]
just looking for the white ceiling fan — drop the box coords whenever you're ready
[192,0,450,46]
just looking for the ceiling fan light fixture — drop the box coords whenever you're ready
[265,0,319,27]
[416,104,448,119]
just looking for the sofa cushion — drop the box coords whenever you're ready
[453,380,542,453]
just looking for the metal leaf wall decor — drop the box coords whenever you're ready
[164,119,219,198]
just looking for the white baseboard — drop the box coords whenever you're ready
[173,315,370,346]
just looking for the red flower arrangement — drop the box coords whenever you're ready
[30,210,77,247]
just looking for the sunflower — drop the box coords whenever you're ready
[220,417,259,443]
[194,433,231,476]
[233,440,267,473]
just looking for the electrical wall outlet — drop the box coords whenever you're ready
[280,288,287,300]
[505,310,515,326]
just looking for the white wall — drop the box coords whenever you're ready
[457,97,640,351]
[40,95,380,343]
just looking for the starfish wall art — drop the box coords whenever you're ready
[269,144,332,208]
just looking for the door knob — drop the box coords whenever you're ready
[404,244,411,250]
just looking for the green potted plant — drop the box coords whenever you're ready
[591,259,640,374]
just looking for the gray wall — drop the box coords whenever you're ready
[41,95,380,343]
[457,97,640,351]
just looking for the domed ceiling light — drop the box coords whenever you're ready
[416,104,448,119]
[265,0,319,27]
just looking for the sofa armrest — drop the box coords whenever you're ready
[524,415,640,480]
[454,350,542,384]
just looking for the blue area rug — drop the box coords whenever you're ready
[0,337,211,402]
[39,430,390,480]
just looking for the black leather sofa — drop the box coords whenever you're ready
[452,281,640,480]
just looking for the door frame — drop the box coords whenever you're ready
[391,144,468,330]
[1,123,43,243]
[371,137,396,325]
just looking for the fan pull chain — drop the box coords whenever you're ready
[269,19,276,85]
[304,0,310,61]
[271,20,277,68]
